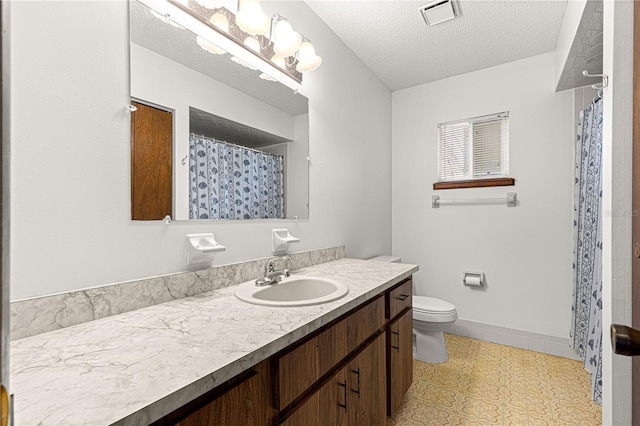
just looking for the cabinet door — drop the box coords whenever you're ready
[277,318,347,410]
[346,296,385,353]
[348,333,387,426]
[281,368,348,426]
[388,309,413,416]
[170,361,274,426]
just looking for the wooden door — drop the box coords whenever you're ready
[280,368,348,426]
[347,333,386,426]
[130,101,173,221]
[388,309,413,417]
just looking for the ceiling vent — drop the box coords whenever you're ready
[420,0,459,26]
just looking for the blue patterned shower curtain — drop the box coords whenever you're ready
[570,98,603,404]
[189,134,284,220]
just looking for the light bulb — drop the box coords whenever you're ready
[196,36,225,55]
[296,41,322,73]
[271,55,286,69]
[273,19,302,57]
[244,37,260,53]
[236,0,270,35]
[209,12,229,33]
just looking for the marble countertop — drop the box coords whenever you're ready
[11,258,418,426]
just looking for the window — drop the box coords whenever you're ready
[435,112,513,190]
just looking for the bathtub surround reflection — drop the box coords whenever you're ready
[11,246,345,340]
[189,134,285,220]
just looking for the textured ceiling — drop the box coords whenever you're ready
[306,0,568,91]
[190,107,290,148]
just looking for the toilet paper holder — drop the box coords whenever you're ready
[463,272,484,287]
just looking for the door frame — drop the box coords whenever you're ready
[1,0,9,424]
[632,1,640,423]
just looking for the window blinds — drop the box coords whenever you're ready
[437,112,509,182]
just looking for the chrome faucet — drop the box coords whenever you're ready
[255,256,292,286]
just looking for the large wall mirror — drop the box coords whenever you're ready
[130,0,309,221]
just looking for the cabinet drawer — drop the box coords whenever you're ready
[346,296,385,353]
[387,278,412,320]
[276,296,385,411]
[276,318,348,410]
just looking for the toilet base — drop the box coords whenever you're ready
[414,330,449,364]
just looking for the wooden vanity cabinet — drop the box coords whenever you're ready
[386,277,413,417]
[281,333,387,426]
[275,296,384,411]
[154,360,275,426]
[387,308,413,416]
[154,277,414,426]
[280,367,348,426]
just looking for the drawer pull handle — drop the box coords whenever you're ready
[391,330,400,351]
[396,294,410,301]
[338,381,347,410]
[351,368,361,396]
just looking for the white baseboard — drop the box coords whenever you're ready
[446,319,581,361]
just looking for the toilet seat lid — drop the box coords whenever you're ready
[413,296,456,313]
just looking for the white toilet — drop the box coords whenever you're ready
[413,296,457,363]
[368,255,458,363]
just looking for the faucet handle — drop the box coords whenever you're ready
[266,257,277,273]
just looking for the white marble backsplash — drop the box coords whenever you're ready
[11,246,345,341]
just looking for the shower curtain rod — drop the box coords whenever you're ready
[190,133,284,157]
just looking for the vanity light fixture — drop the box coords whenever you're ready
[196,35,225,54]
[230,56,258,70]
[140,0,320,92]
[271,55,286,70]
[194,0,224,9]
[209,11,229,32]
[259,73,277,82]
[272,16,302,58]
[296,39,322,73]
[243,36,260,53]
[235,0,270,35]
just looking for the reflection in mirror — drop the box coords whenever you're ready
[130,0,309,221]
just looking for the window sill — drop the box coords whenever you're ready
[433,177,515,190]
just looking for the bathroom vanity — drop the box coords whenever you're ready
[10,259,417,425]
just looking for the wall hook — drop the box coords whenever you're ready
[582,70,609,91]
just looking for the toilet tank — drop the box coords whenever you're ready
[369,255,402,263]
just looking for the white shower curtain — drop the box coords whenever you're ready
[189,134,284,220]
[570,97,603,404]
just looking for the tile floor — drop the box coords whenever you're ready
[388,334,602,425]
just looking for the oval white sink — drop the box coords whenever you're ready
[234,275,349,307]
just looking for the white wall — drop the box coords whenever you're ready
[288,114,309,219]
[130,44,298,220]
[9,1,392,300]
[392,52,575,338]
